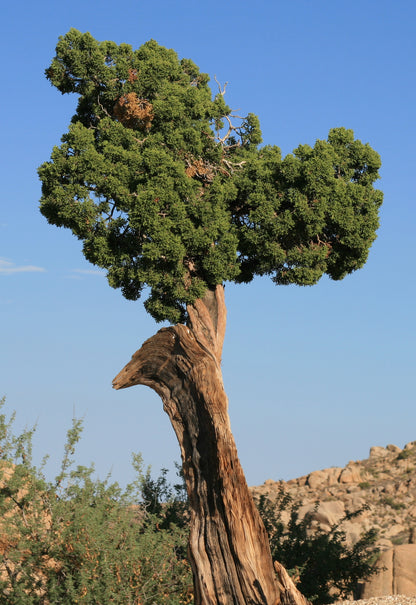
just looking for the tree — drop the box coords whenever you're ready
[39,29,383,605]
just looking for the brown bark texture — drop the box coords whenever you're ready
[113,285,310,605]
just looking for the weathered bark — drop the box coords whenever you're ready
[113,285,310,605]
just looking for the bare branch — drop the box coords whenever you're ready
[222,159,247,171]
[214,75,228,96]
[218,115,235,144]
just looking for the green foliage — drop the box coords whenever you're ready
[137,459,189,530]
[0,398,192,604]
[256,489,379,603]
[397,448,413,460]
[380,496,406,510]
[39,29,383,323]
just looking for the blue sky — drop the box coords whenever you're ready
[1,0,415,488]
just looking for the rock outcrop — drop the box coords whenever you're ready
[360,544,416,597]
[251,441,416,597]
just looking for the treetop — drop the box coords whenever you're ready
[39,29,383,323]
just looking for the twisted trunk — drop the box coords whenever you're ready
[113,285,309,605]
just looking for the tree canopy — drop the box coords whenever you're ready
[39,29,383,323]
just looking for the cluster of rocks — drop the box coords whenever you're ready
[251,441,416,597]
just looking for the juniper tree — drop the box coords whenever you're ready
[39,29,383,605]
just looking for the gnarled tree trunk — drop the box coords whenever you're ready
[113,285,309,605]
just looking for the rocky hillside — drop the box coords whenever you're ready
[252,440,416,551]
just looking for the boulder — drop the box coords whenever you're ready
[306,468,342,489]
[386,444,401,453]
[298,500,345,531]
[306,470,327,489]
[339,465,362,484]
[369,446,389,458]
[361,544,416,597]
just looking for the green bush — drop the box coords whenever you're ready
[397,449,413,460]
[256,488,380,603]
[0,397,193,605]
[380,496,405,510]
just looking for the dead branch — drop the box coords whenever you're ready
[214,75,228,96]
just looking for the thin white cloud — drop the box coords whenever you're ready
[71,268,105,276]
[0,258,46,275]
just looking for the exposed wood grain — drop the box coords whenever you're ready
[113,285,310,605]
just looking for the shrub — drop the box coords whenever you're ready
[397,449,413,460]
[256,488,380,604]
[0,397,192,605]
[380,496,405,510]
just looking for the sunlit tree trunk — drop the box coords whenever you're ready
[113,285,309,605]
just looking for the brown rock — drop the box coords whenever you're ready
[361,549,393,597]
[307,470,328,489]
[370,446,389,458]
[306,468,342,489]
[384,523,406,539]
[395,544,416,593]
[386,444,402,453]
[264,479,276,486]
[339,466,362,484]
[298,500,345,531]
[361,545,416,597]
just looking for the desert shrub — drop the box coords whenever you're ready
[380,496,405,510]
[256,489,380,604]
[397,449,413,460]
[0,397,192,605]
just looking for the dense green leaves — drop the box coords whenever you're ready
[234,129,383,285]
[39,29,383,322]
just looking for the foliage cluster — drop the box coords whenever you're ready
[0,397,380,604]
[39,29,383,323]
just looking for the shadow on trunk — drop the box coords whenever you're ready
[113,285,310,605]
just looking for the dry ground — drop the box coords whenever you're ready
[334,597,416,605]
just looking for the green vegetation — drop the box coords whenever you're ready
[0,397,192,605]
[0,398,382,604]
[39,29,383,324]
[256,490,379,604]
[391,535,407,546]
[397,449,413,460]
[380,496,406,510]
